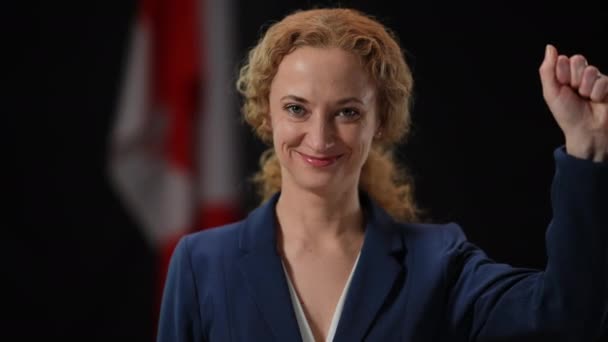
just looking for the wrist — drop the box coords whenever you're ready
[565,134,608,162]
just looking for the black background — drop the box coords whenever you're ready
[9,0,607,340]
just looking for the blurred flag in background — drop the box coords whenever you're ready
[108,0,242,329]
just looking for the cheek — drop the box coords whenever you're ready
[357,138,372,160]
[351,130,375,165]
[272,119,303,156]
[342,126,374,151]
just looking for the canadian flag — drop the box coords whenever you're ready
[108,0,242,328]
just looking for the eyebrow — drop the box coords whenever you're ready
[280,95,309,103]
[280,95,364,105]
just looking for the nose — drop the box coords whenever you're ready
[307,111,336,152]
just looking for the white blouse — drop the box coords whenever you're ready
[281,252,361,342]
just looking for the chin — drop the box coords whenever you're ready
[291,172,356,196]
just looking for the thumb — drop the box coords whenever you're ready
[539,44,559,100]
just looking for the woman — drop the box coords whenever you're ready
[157,8,608,341]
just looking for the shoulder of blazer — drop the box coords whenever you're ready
[182,220,245,262]
[394,221,469,256]
[178,193,280,264]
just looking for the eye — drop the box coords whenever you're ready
[337,108,360,120]
[284,104,306,117]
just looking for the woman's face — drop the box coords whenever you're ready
[268,47,379,195]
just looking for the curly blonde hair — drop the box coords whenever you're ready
[236,7,420,222]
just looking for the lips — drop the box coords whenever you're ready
[297,151,343,167]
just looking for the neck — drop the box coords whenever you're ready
[275,185,364,248]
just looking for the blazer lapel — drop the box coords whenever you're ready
[334,193,407,342]
[237,193,302,341]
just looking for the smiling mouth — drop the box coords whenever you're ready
[297,151,343,168]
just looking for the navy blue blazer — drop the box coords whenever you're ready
[157,147,607,341]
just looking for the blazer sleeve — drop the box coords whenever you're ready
[444,147,608,341]
[157,236,204,342]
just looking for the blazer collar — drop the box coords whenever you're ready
[238,191,406,341]
[333,192,406,341]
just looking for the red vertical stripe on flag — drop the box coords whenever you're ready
[144,0,202,172]
[142,0,204,331]
[111,0,243,338]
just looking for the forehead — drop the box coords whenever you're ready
[270,47,375,102]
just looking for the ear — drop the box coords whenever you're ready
[374,122,383,139]
[374,110,385,136]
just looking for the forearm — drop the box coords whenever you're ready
[538,146,608,337]
[460,147,608,341]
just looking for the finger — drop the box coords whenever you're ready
[590,75,608,103]
[539,44,559,100]
[569,54,587,88]
[556,55,571,85]
[579,66,600,98]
